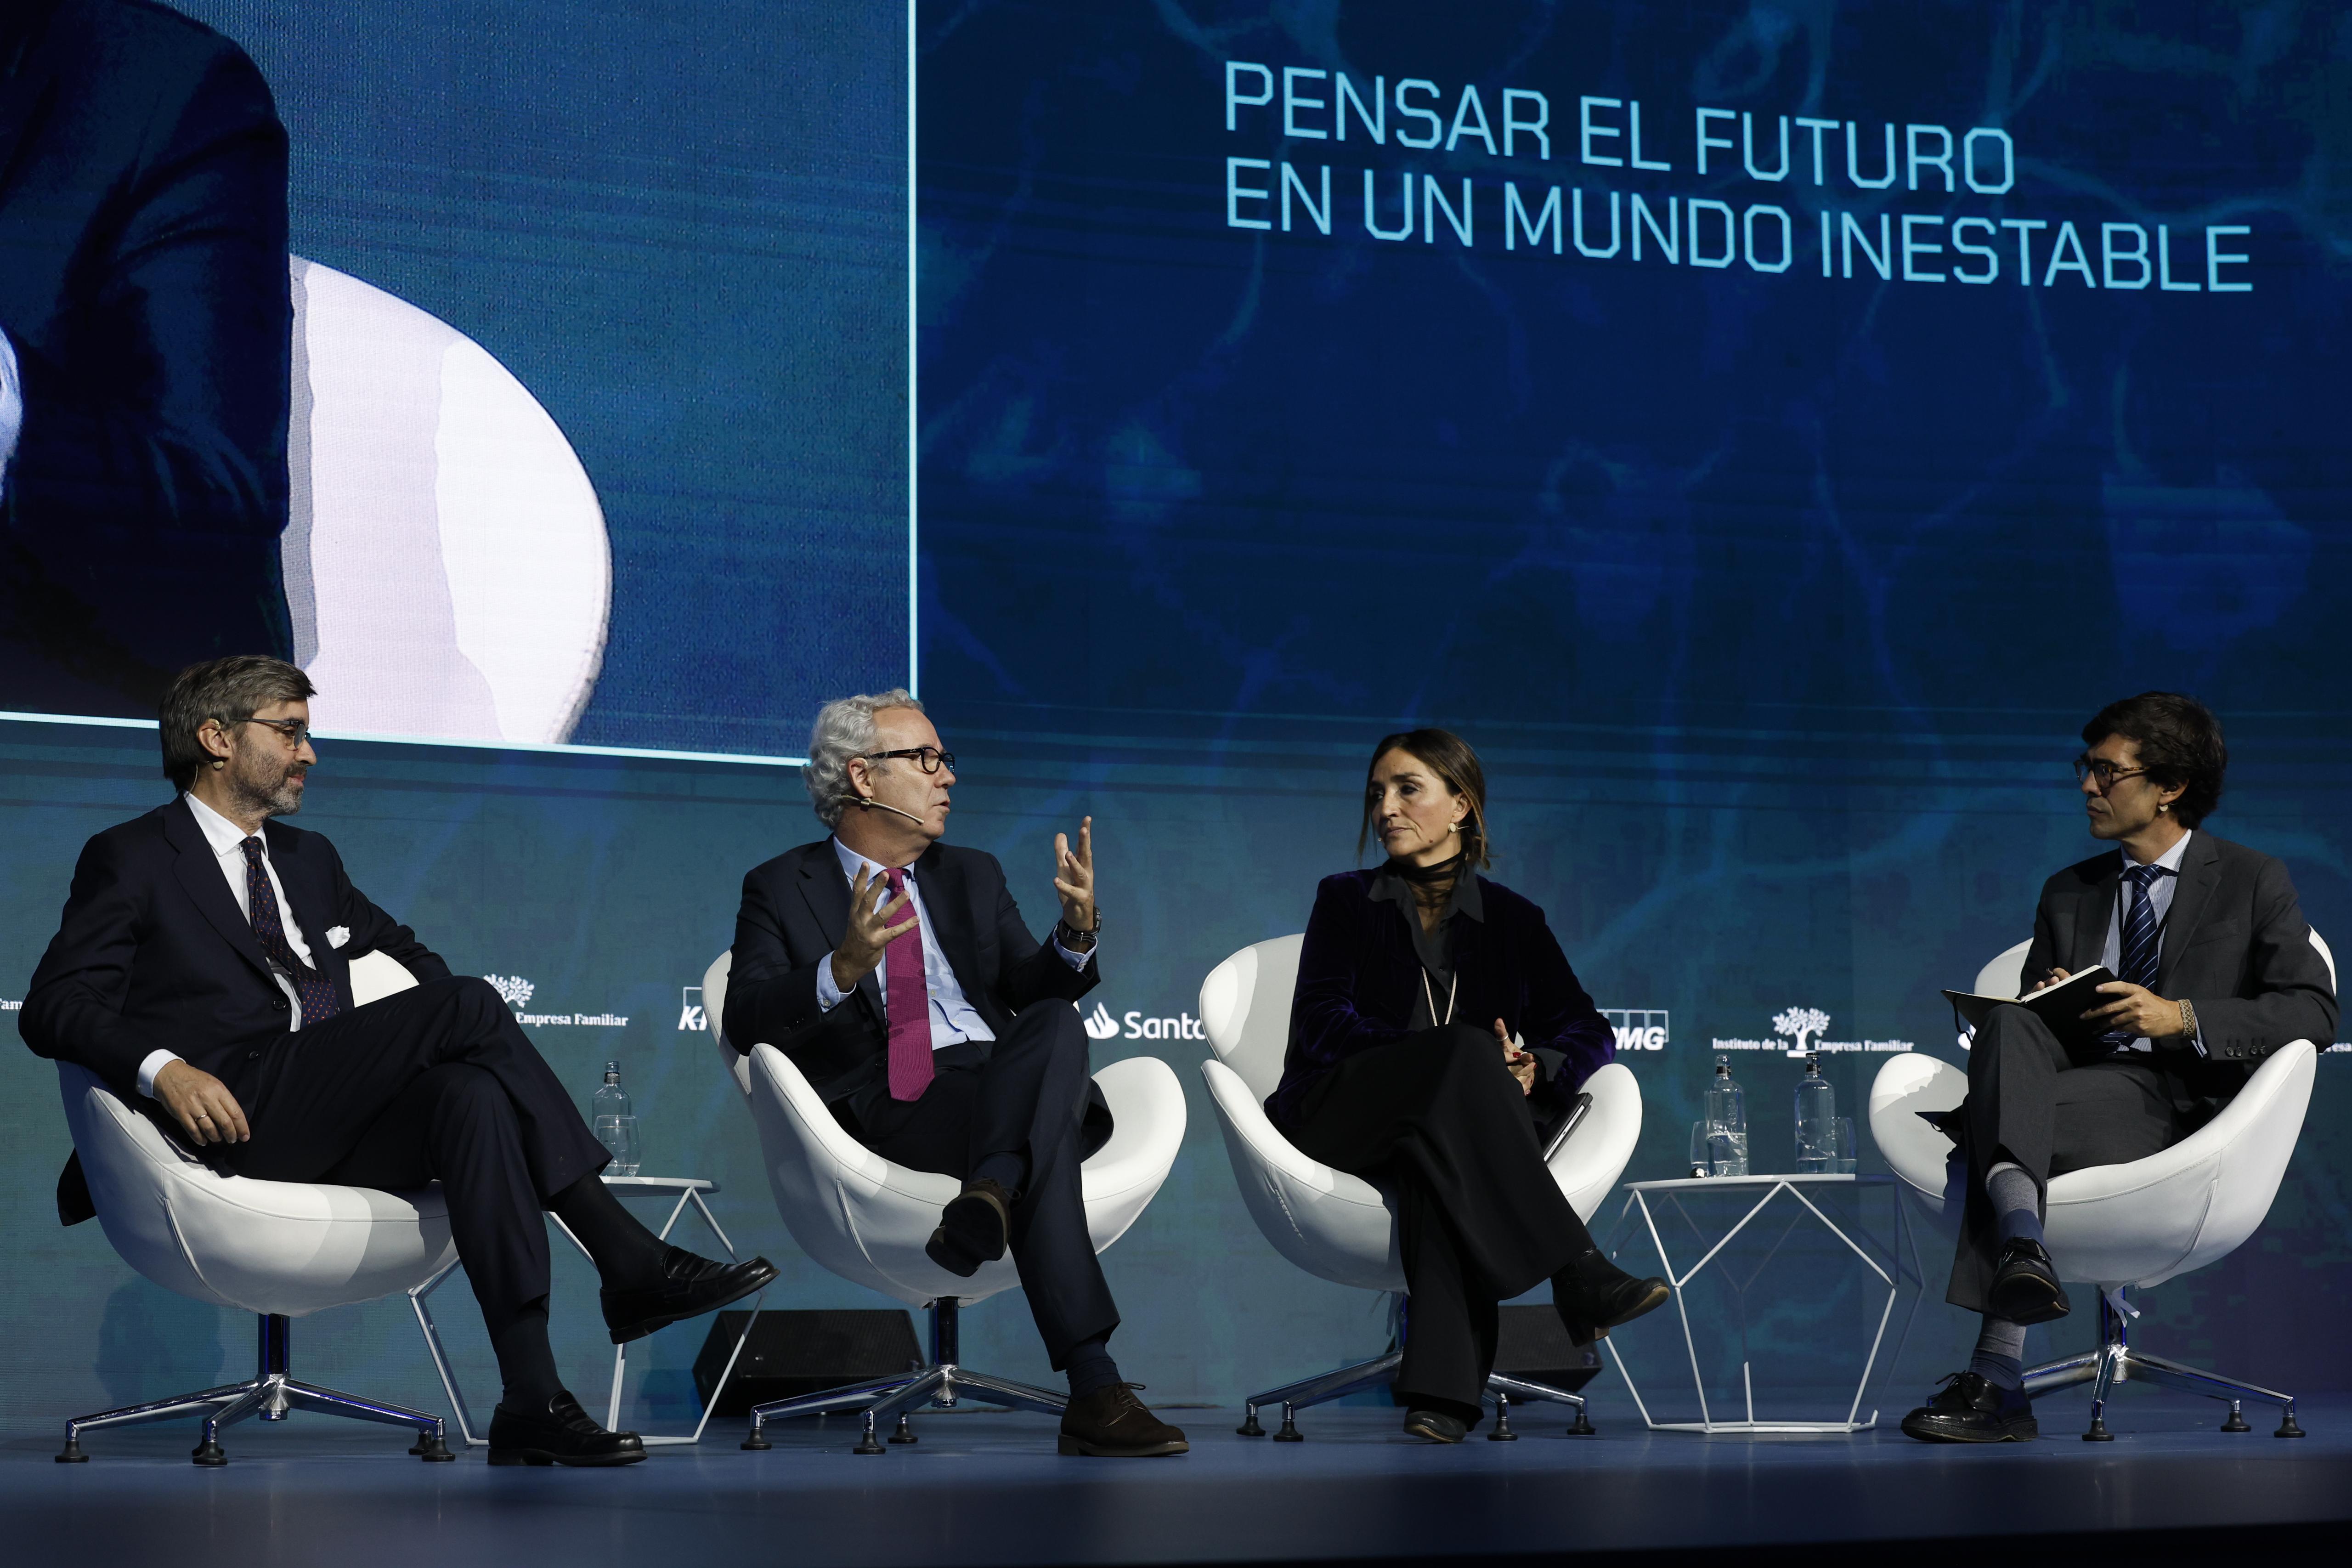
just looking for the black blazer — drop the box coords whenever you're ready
[0,0,294,716]
[1268,868,1614,1132]
[20,797,447,1096]
[723,838,1101,1106]
[2022,831,2336,1126]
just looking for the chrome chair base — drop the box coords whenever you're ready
[1235,1347,1595,1440]
[57,1313,451,1465]
[2022,1287,2302,1440]
[740,1298,1068,1455]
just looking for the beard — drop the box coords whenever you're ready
[226,753,306,819]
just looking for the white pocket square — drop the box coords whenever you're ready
[326,926,351,950]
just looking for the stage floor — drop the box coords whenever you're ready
[7,1389,2348,1567]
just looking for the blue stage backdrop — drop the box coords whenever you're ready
[4,0,2350,1425]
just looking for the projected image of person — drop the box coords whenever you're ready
[0,1,296,716]
[1900,694,2336,1444]
[1266,730,1668,1443]
[20,657,776,1466]
[724,691,1189,1458]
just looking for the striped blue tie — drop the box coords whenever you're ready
[2105,862,2171,1046]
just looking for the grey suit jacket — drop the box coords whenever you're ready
[2022,831,2336,1125]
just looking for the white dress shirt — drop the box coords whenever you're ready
[2097,827,2201,1055]
[136,794,322,1097]
[814,836,1091,1048]
[0,330,22,492]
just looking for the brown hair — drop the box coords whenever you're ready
[159,656,317,792]
[1357,728,1492,869]
[2082,692,2227,828]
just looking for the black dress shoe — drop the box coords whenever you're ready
[1900,1372,2038,1443]
[600,1246,778,1345]
[487,1392,647,1466]
[1402,1409,1468,1443]
[1057,1384,1189,1457]
[925,1178,1014,1279]
[1551,1248,1672,1347]
[1986,1237,2071,1325]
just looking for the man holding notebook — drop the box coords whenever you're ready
[1902,692,2336,1443]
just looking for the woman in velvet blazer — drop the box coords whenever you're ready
[1265,729,1666,1443]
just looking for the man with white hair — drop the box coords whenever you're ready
[724,691,1187,1458]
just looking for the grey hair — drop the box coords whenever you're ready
[804,689,926,827]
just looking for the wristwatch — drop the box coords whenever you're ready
[1055,913,1100,952]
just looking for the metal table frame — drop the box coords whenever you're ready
[410,1175,763,1447]
[1603,1173,1923,1434]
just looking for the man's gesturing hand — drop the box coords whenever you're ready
[154,1060,249,1145]
[1053,816,1097,934]
[831,863,918,993]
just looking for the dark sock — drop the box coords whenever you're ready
[547,1171,668,1288]
[970,1149,1027,1195]
[1987,1162,2043,1248]
[1969,1314,2028,1392]
[491,1303,564,1409]
[1065,1335,1121,1399]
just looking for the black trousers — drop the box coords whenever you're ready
[221,975,608,1335]
[837,1004,1116,1369]
[1288,1025,1596,1416]
[1947,1003,2186,1311]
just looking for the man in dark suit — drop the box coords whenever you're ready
[21,656,775,1466]
[724,690,1187,1457]
[0,0,295,719]
[1903,693,2336,1443]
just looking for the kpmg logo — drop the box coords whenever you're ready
[678,986,707,1032]
[1713,1005,1912,1056]
[1073,1000,1207,1042]
[1603,1008,1668,1051]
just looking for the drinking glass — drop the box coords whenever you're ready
[1688,1121,1713,1177]
[596,1114,642,1177]
[1831,1116,1857,1175]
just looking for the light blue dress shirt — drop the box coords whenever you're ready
[814,837,1091,1049]
[2096,828,2202,1055]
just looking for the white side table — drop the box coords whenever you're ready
[1601,1173,1924,1434]
[410,1175,766,1448]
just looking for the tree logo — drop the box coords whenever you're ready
[485,974,536,1008]
[1772,1006,1831,1056]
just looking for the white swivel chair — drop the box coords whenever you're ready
[701,951,1187,1452]
[1869,930,2332,1439]
[54,952,458,1464]
[1198,934,1645,1439]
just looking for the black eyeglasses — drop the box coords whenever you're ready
[861,746,954,775]
[237,718,315,748]
[2071,755,2147,791]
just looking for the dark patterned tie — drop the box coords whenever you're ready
[2104,862,2171,1046]
[241,838,344,1026]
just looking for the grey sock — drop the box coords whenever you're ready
[1969,1314,2029,1391]
[1987,1161,2043,1248]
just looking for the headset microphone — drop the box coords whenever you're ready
[842,797,929,826]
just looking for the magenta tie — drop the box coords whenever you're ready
[882,866,934,1102]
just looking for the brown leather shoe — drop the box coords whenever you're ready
[1057,1384,1189,1457]
[926,1178,1014,1278]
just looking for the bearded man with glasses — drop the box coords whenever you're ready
[724,689,1188,1457]
[1900,692,2336,1443]
[21,656,776,1466]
